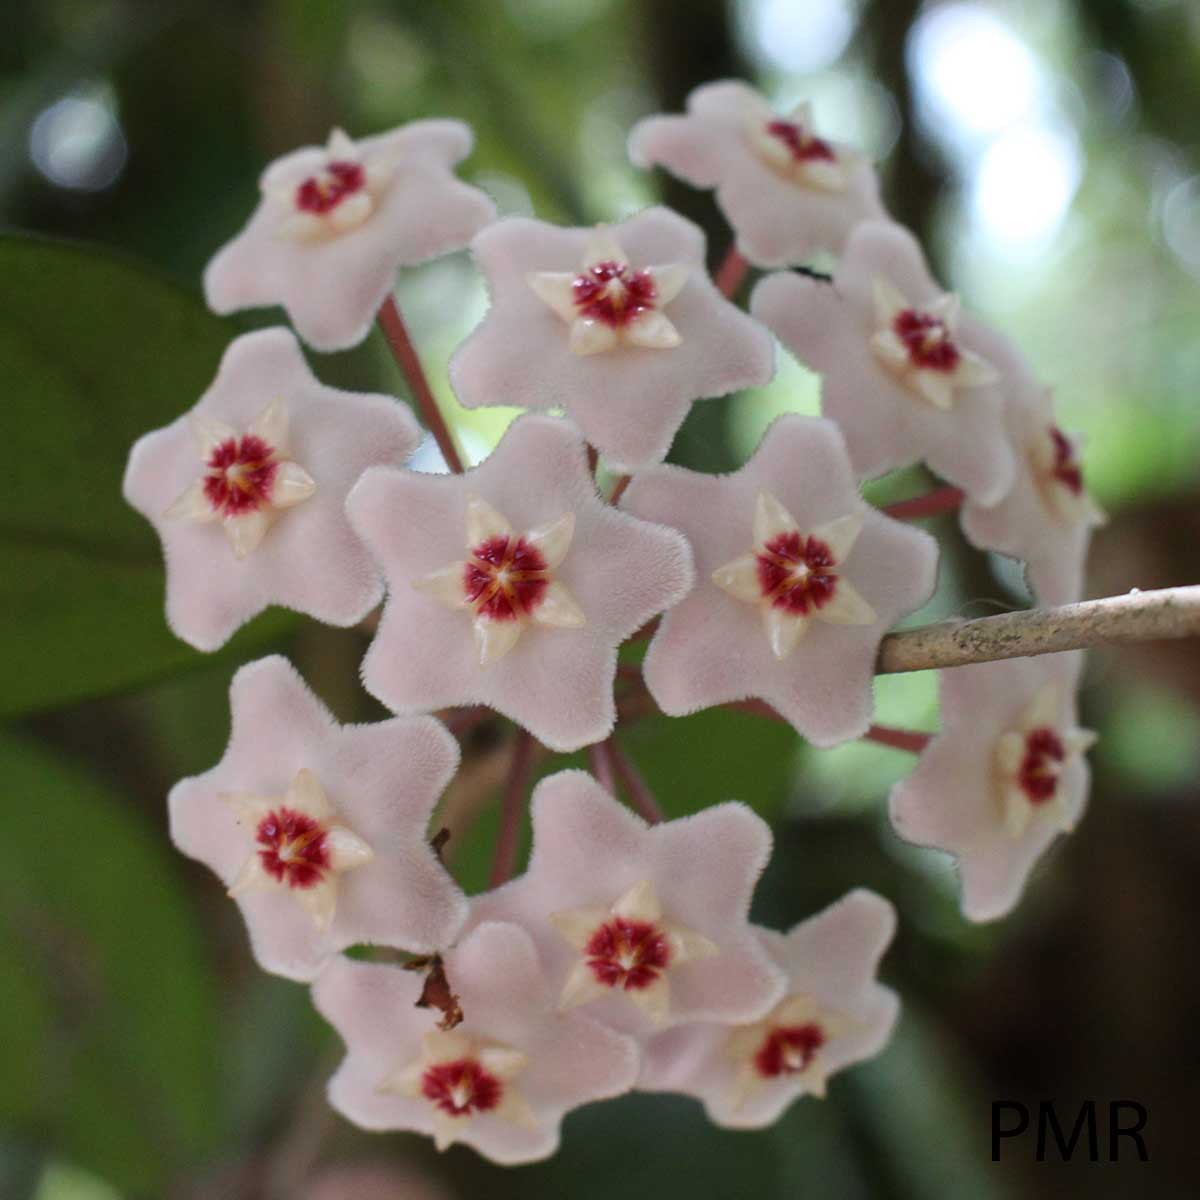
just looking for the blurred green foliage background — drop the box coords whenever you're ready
[2,1,1199,1197]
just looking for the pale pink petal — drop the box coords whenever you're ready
[123,327,421,651]
[347,414,694,751]
[751,221,1016,504]
[168,656,467,980]
[448,207,774,472]
[204,121,496,351]
[629,80,887,268]
[889,653,1090,922]
[467,770,786,1036]
[639,889,899,1129]
[622,415,938,746]
[313,922,639,1165]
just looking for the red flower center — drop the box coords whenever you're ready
[765,119,836,164]
[463,535,550,622]
[571,260,658,328]
[255,806,330,889]
[756,532,838,615]
[893,310,961,372]
[754,1022,826,1079]
[1049,426,1084,495]
[584,917,672,992]
[295,160,366,214]
[203,435,278,518]
[421,1059,502,1118]
[1018,727,1066,804]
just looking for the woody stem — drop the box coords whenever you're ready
[377,294,465,474]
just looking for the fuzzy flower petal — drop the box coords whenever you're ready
[313,921,639,1164]
[889,653,1095,922]
[204,121,496,351]
[124,327,420,651]
[959,325,1104,606]
[628,81,887,269]
[448,207,774,472]
[622,415,938,747]
[168,656,468,980]
[347,414,694,751]
[467,770,786,1035]
[752,221,1015,504]
[639,890,898,1127]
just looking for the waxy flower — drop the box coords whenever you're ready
[628,81,886,268]
[960,327,1104,606]
[124,328,420,651]
[622,415,938,746]
[347,415,694,751]
[751,221,1015,504]
[639,890,899,1128]
[169,656,468,980]
[468,770,786,1034]
[448,207,774,471]
[889,653,1096,921]
[313,921,640,1163]
[204,122,496,351]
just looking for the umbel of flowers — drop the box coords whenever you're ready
[125,81,1104,1164]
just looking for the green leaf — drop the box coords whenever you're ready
[0,234,294,719]
[0,733,219,1194]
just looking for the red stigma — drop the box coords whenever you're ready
[255,807,330,889]
[463,535,550,622]
[571,260,658,328]
[203,435,278,517]
[1049,426,1084,495]
[584,917,671,992]
[295,160,366,214]
[754,1022,826,1079]
[421,1059,502,1117]
[1019,727,1066,804]
[893,310,961,373]
[765,119,836,164]
[756,532,838,615]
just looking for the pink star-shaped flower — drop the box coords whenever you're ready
[958,325,1104,606]
[168,655,468,980]
[313,921,639,1163]
[346,414,695,751]
[468,770,786,1035]
[124,328,420,651]
[447,207,774,471]
[204,122,496,351]
[621,415,938,746]
[889,653,1096,922]
[639,889,899,1128]
[751,221,1015,504]
[628,81,886,268]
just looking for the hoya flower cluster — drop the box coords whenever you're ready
[125,81,1101,1164]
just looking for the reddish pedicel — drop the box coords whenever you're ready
[295,160,366,215]
[1018,728,1066,803]
[893,310,960,373]
[255,807,330,889]
[464,535,550,621]
[754,1022,826,1079]
[203,434,278,517]
[421,1059,502,1117]
[765,120,836,164]
[756,532,837,615]
[584,917,672,992]
[1049,426,1084,495]
[572,260,659,328]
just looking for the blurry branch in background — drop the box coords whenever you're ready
[878,585,1200,674]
